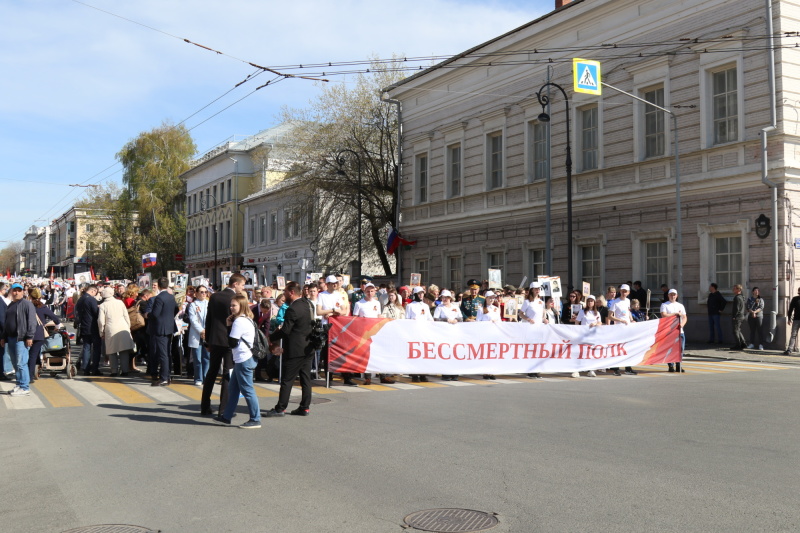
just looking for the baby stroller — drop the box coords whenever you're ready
[37,323,76,379]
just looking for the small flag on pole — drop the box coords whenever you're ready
[142,253,157,269]
[387,227,416,255]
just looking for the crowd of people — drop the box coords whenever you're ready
[7,273,765,425]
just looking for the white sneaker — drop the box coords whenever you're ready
[587,370,597,377]
[10,388,30,397]
[747,344,754,349]
[571,372,580,378]
[7,386,20,395]
[194,381,203,386]
[759,345,764,351]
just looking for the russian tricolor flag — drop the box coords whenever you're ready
[386,228,416,255]
[142,253,157,269]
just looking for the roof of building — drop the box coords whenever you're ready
[190,122,296,168]
[383,0,583,93]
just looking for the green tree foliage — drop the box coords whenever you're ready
[281,58,404,276]
[117,121,196,277]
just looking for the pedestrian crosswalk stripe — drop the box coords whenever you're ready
[61,378,121,406]
[168,382,209,402]
[125,380,190,403]
[34,378,84,408]
[1,387,46,409]
[88,377,155,404]
[359,384,398,392]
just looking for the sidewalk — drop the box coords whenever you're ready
[685,342,800,366]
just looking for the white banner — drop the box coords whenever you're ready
[328,317,681,374]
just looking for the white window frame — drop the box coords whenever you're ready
[446,143,462,198]
[697,219,750,302]
[526,120,549,182]
[259,215,266,244]
[577,105,600,172]
[572,233,607,294]
[631,228,674,292]
[440,248,465,290]
[415,153,429,205]
[699,49,744,148]
[249,217,256,245]
[485,131,504,190]
[269,211,278,243]
[480,244,508,283]
[642,85,666,159]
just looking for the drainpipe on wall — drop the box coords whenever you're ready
[381,94,403,287]
[763,0,779,342]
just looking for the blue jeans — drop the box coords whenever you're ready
[81,334,101,373]
[223,357,260,422]
[707,314,723,342]
[6,338,30,390]
[193,345,210,383]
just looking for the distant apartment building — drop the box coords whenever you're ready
[386,0,799,344]
[48,207,112,279]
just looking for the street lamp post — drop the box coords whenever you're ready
[336,149,363,283]
[536,82,573,292]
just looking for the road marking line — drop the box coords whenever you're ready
[125,381,189,403]
[330,385,371,392]
[380,382,422,390]
[690,361,788,371]
[32,378,83,407]
[254,382,297,396]
[311,386,343,394]
[454,378,494,385]
[88,378,155,404]
[359,384,398,391]
[436,380,474,386]
[252,386,279,398]
[1,390,46,409]
[59,378,121,405]
[168,383,210,402]
[677,366,733,373]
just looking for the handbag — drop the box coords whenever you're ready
[128,305,146,331]
[44,332,64,352]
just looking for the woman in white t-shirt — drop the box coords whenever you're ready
[405,286,432,382]
[435,290,462,382]
[477,291,500,380]
[571,295,600,378]
[217,293,261,429]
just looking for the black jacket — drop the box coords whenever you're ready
[269,297,314,359]
[707,291,727,315]
[788,296,800,321]
[75,293,100,337]
[206,288,236,347]
[0,298,6,338]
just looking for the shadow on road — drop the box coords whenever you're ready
[97,403,215,425]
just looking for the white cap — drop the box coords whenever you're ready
[668,288,678,295]
[412,286,424,294]
[586,295,596,300]
[325,275,338,283]
[620,284,630,291]
[529,281,541,289]
[440,289,452,298]
[364,283,375,288]
[485,290,496,297]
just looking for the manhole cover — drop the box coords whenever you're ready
[62,526,159,533]
[404,508,498,532]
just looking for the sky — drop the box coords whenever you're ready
[0,0,553,245]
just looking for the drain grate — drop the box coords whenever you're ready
[62,525,160,533]
[404,508,499,532]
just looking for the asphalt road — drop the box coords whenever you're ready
[1,361,798,533]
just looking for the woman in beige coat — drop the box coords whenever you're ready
[97,287,136,376]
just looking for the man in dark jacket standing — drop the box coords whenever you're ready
[707,283,727,344]
[265,281,314,417]
[147,277,177,386]
[1,283,37,395]
[784,287,800,354]
[75,284,102,376]
[200,273,245,416]
[731,284,747,351]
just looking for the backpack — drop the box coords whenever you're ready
[241,318,270,360]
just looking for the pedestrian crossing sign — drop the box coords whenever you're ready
[573,58,601,95]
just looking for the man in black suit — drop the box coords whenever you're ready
[200,273,245,416]
[265,281,315,417]
[147,277,177,386]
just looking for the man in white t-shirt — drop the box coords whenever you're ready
[521,282,546,324]
[660,288,688,372]
[316,275,356,386]
[353,283,381,318]
[608,284,637,376]
[352,283,386,384]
